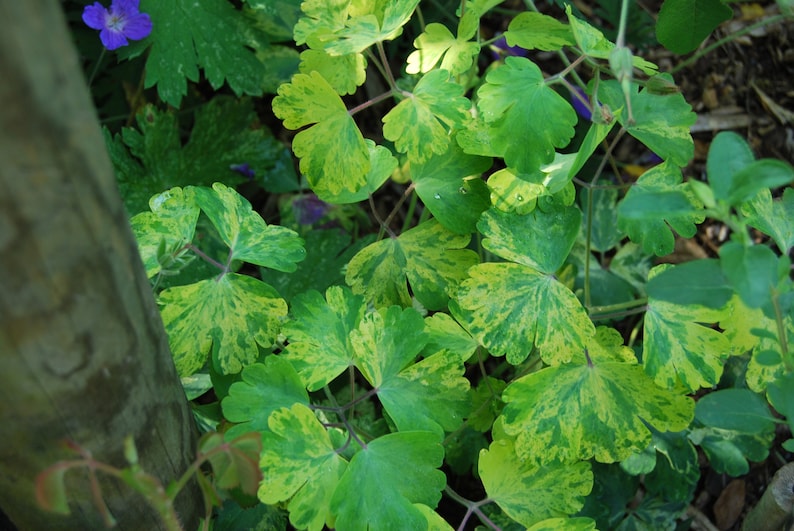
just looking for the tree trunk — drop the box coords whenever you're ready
[0,2,201,530]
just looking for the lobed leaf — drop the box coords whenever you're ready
[406,23,480,75]
[504,12,575,51]
[741,187,794,253]
[656,0,733,54]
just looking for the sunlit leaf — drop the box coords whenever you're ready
[299,48,366,95]
[324,0,421,54]
[406,23,480,75]
[504,12,574,51]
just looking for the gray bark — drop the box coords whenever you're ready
[0,2,201,529]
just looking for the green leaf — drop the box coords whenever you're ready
[720,242,780,309]
[351,305,428,387]
[617,161,704,256]
[741,187,794,253]
[581,184,622,252]
[411,142,492,234]
[130,187,200,278]
[504,12,575,51]
[119,0,265,107]
[323,0,421,55]
[502,361,694,465]
[212,499,287,531]
[486,168,544,214]
[111,99,288,214]
[688,423,775,476]
[299,48,366,95]
[477,56,578,174]
[293,0,350,46]
[423,312,479,363]
[272,71,370,195]
[245,0,302,42]
[282,286,365,390]
[194,183,305,271]
[259,404,346,531]
[259,45,301,95]
[695,388,777,433]
[329,431,445,530]
[221,356,310,438]
[406,23,481,75]
[455,263,595,365]
[35,464,71,515]
[643,265,731,392]
[200,431,262,494]
[314,140,397,204]
[479,437,593,526]
[383,70,472,164]
[645,259,733,308]
[767,372,794,435]
[346,220,479,310]
[598,78,696,166]
[656,0,733,54]
[159,274,287,376]
[726,160,794,207]
[478,203,581,274]
[528,518,597,531]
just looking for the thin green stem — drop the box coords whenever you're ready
[771,290,792,372]
[348,90,396,116]
[615,0,630,48]
[185,243,228,274]
[376,41,399,93]
[671,14,787,74]
[87,48,107,88]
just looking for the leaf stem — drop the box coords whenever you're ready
[770,289,792,372]
[185,243,228,274]
[348,90,396,116]
[588,297,649,320]
[443,487,500,531]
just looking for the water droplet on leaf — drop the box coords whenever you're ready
[458,186,468,195]
[515,194,524,201]
[433,193,441,200]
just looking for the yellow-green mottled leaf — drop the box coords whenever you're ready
[377,350,470,437]
[487,168,543,214]
[383,70,471,164]
[644,265,731,392]
[351,306,428,387]
[324,0,421,55]
[741,187,794,253]
[504,12,575,51]
[346,220,478,310]
[744,314,794,392]
[477,56,577,174]
[406,23,480,75]
[221,356,310,438]
[528,518,597,530]
[282,286,365,391]
[313,140,397,204]
[259,404,346,531]
[617,161,704,256]
[272,72,370,194]
[479,437,593,526]
[410,142,492,234]
[423,312,479,363]
[329,431,445,530]
[131,187,199,278]
[194,183,305,271]
[416,504,454,530]
[299,48,366,95]
[293,0,350,46]
[478,203,581,274]
[159,274,287,376]
[455,263,595,365]
[501,362,694,465]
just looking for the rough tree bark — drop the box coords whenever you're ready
[0,2,201,529]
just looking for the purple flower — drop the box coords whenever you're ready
[82,0,152,51]
[293,195,330,225]
[230,163,255,180]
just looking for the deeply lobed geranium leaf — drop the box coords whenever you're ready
[194,183,305,271]
[383,70,472,164]
[281,286,366,390]
[376,350,471,436]
[159,274,287,376]
[479,436,593,526]
[477,56,577,174]
[410,143,492,234]
[500,361,694,465]
[221,355,310,439]
[477,202,581,274]
[259,404,346,531]
[346,220,479,310]
[119,0,265,107]
[131,187,200,278]
[617,161,704,256]
[456,263,595,365]
[329,431,445,530]
[272,71,370,195]
[110,99,289,215]
[598,78,696,167]
[406,23,481,75]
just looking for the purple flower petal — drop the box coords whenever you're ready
[122,13,152,40]
[100,28,129,50]
[82,3,108,30]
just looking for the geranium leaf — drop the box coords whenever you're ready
[131,187,200,278]
[272,71,370,195]
[455,263,595,365]
[410,142,492,234]
[477,202,581,274]
[617,161,704,256]
[479,436,593,526]
[477,56,577,174]
[259,404,346,531]
[329,431,445,530]
[500,362,694,465]
[221,356,310,439]
[406,23,480,75]
[194,183,305,271]
[346,220,479,310]
[643,264,731,392]
[383,70,472,163]
[282,286,366,391]
[159,274,287,376]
